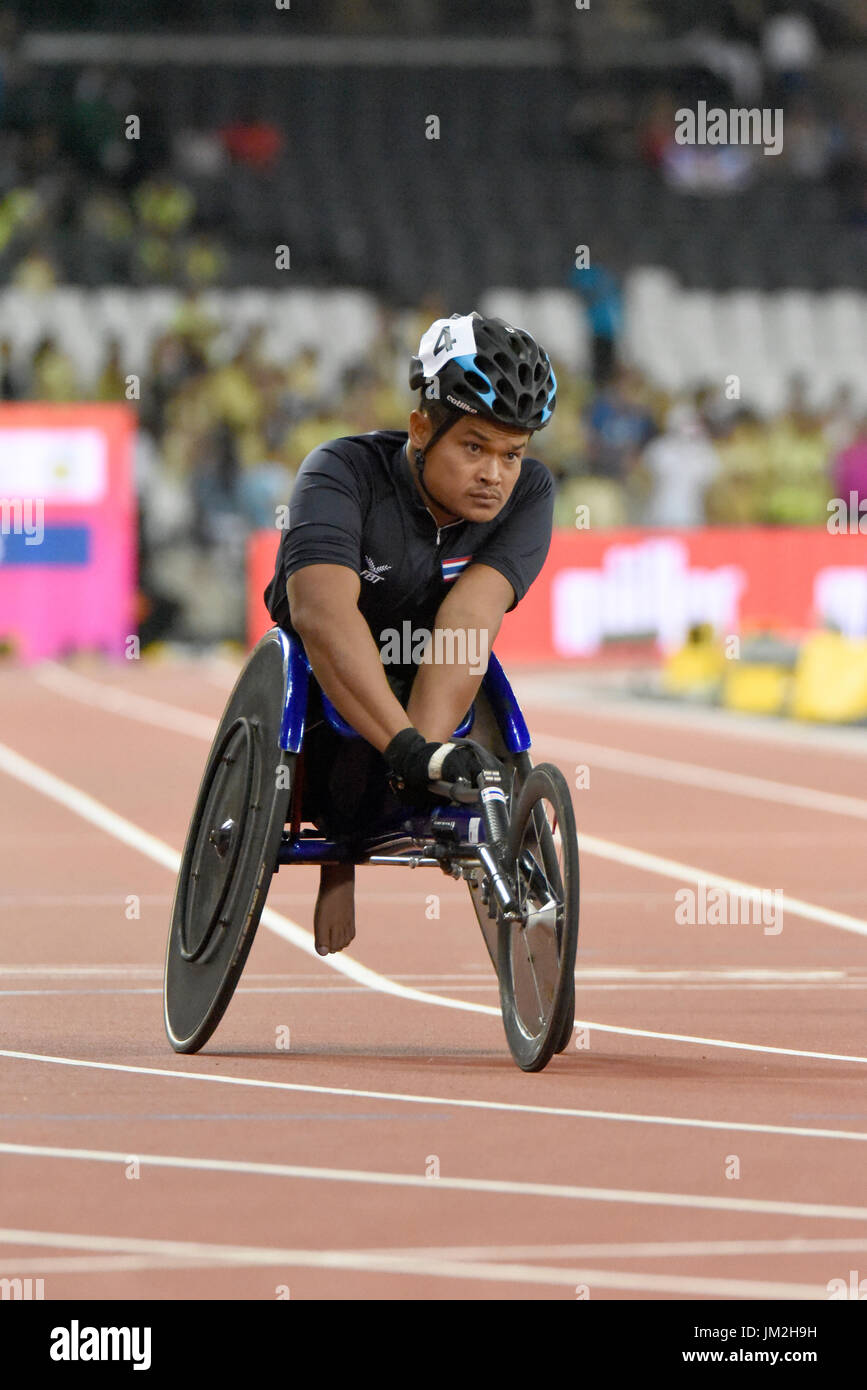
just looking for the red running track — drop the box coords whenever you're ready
[1,657,866,1301]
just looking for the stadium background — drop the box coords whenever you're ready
[0,0,865,708]
[3,0,867,1315]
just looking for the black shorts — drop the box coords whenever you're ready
[299,672,413,840]
[299,670,495,842]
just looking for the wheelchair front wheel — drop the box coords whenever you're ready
[164,632,294,1053]
[497,762,579,1073]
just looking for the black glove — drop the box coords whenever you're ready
[384,728,503,797]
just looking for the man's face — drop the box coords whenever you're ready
[408,410,530,522]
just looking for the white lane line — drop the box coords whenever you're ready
[2,1142,867,1223]
[0,741,181,874]
[17,1229,867,1263]
[3,741,867,1066]
[0,739,495,1017]
[0,965,856,988]
[0,895,173,908]
[534,734,867,821]
[0,1255,218,1275]
[578,833,867,939]
[26,673,867,939]
[2,1050,867,1144]
[0,740,490,1015]
[38,662,867,821]
[0,965,855,984]
[36,664,219,739]
[558,1018,867,1062]
[394,1237,867,1262]
[9,980,867,998]
[514,678,867,758]
[0,989,169,998]
[17,1234,864,1275]
[39,658,867,761]
[27,667,867,939]
[0,966,352,980]
[0,1228,824,1299]
[0,965,170,978]
[204,664,242,691]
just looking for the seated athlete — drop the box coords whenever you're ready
[264,310,557,955]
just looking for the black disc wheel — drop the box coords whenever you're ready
[497,763,579,1072]
[164,631,294,1053]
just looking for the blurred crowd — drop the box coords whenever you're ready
[634,88,864,209]
[1,0,864,643]
[2,294,865,641]
[4,296,865,528]
[571,5,866,214]
[550,367,866,533]
[0,30,229,293]
[1,3,864,295]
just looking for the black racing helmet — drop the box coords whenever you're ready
[409,310,557,431]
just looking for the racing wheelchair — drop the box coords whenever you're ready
[163,626,579,1072]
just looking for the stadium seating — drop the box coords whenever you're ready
[2,281,864,409]
[4,58,863,303]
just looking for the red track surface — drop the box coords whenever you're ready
[2,657,866,1301]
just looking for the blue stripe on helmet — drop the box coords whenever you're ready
[541,364,557,424]
[452,353,498,410]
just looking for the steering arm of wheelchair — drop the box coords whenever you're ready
[429,770,521,919]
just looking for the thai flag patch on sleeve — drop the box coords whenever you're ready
[441,554,472,583]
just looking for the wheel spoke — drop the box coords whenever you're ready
[509,793,566,1036]
[497,765,579,1070]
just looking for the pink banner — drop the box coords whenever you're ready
[0,404,137,663]
[249,525,867,665]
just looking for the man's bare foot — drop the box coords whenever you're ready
[314,862,356,955]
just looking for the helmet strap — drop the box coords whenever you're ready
[412,411,463,518]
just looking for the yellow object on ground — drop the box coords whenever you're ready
[722,663,791,715]
[661,630,726,698]
[791,633,867,723]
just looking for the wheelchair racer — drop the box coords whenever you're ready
[264,311,557,955]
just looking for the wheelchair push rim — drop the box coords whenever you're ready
[164,631,293,1053]
[497,762,579,1073]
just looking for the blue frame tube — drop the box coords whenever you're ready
[267,625,531,863]
[274,626,531,756]
[277,802,487,866]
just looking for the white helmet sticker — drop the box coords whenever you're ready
[417,314,479,382]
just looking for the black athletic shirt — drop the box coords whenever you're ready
[264,429,554,669]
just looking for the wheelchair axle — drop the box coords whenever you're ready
[367,854,443,869]
[477,843,521,919]
[208,819,236,860]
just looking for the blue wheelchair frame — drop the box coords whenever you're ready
[269,628,532,867]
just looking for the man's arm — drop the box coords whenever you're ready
[288,565,412,753]
[405,564,514,742]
